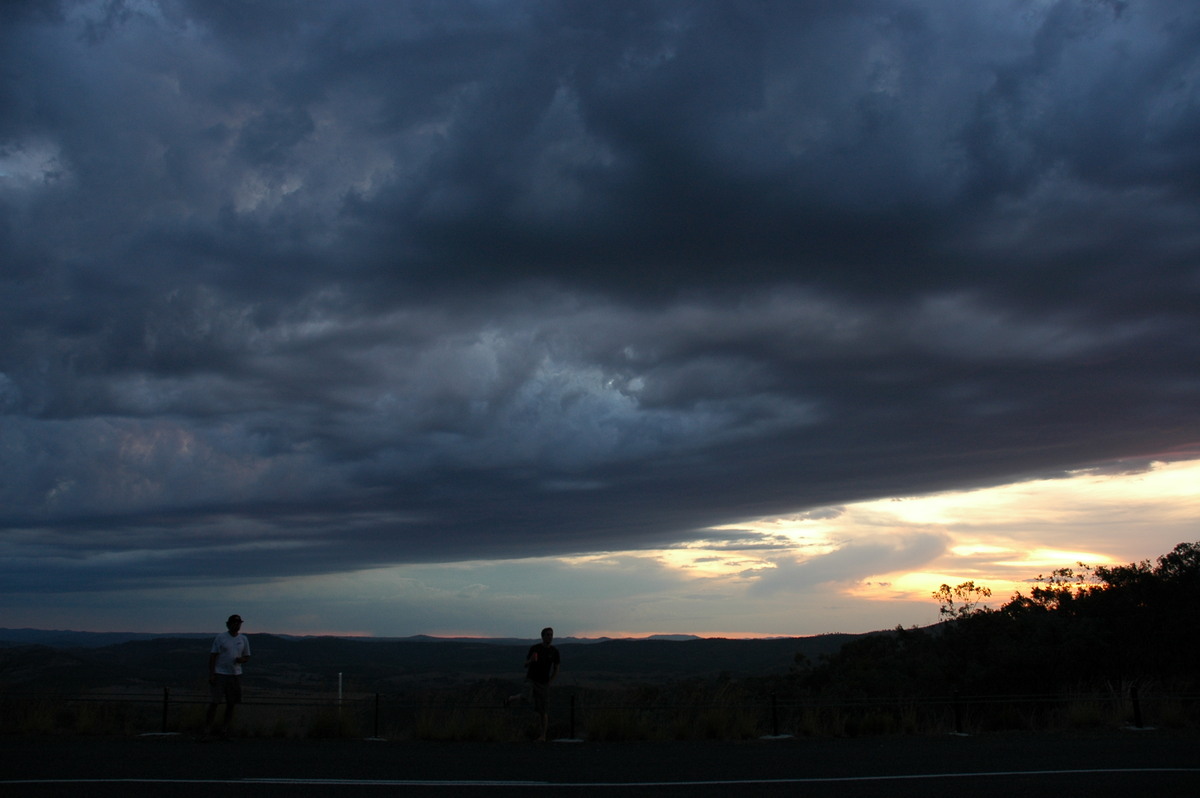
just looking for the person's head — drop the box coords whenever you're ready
[540,627,553,644]
[226,615,244,633]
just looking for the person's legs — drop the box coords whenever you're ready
[203,675,225,737]
[507,679,537,707]
[217,676,241,736]
[531,682,549,741]
[202,675,241,738]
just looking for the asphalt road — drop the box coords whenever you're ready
[3,729,1198,796]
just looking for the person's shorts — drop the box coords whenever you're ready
[209,674,242,705]
[529,680,549,714]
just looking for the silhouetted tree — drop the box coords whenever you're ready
[798,541,1200,700]
[932,581,993,620]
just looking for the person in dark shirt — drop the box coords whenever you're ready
[508,626,560,741]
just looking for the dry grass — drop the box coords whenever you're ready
[2,683,1195,740]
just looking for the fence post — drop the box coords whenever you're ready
[569,694,576,740]
[161,687,170,733]
[1130,684,1144,729]
[953,690,964,735]
[771,692,779,736]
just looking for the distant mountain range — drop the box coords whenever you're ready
[0,628,704,649]
[0,628,863,694]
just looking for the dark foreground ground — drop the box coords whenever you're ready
[2,728,1198,797]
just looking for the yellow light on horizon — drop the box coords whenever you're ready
[695,455,1200,609]
[991,549,1114,569]
[846,572,1028,606]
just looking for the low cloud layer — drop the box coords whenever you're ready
[2,1,1198,605]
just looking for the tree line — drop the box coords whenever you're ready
[792,541,1200,699]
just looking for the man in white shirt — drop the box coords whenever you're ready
[203,614,251,740]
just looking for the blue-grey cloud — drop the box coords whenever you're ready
[1,0,1198,599]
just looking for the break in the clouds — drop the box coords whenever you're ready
[1,1,1198,624]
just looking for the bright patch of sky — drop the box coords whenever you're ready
[14,457,1193,639]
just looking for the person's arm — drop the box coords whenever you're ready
[208,651,218,681]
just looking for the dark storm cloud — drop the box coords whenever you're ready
[1,0,1198,593]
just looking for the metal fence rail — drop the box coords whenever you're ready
[2,686,1196,739]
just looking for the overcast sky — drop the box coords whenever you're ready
[2,0,1198,638]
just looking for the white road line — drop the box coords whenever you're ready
[4,769,1200,787]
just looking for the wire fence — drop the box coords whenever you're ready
[3,684,1197,740]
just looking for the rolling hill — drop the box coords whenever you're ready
[0,630,862,694]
